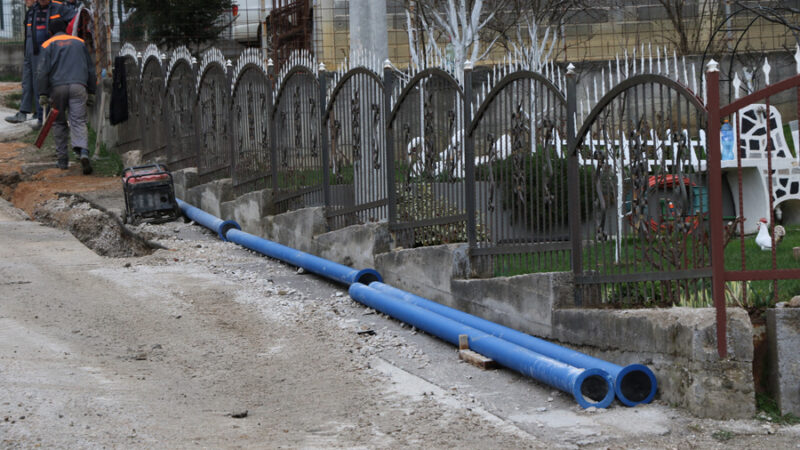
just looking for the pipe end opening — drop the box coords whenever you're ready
[617,365,657,406]
[218,220,241,241]
[354,269,382,285]
[574,369,614,409]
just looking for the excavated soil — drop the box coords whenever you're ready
[33,194,159,257]
[0,141,157,256]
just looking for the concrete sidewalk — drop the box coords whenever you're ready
[0,104,39,142]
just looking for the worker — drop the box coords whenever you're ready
[37,18,96,173]
[5,0,38,126]
[6,0,77,128]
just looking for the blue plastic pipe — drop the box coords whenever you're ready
[369,282,657,407]
[176,198,240,241]
[176,199,381,286]
[225,228,382,286]
[349,283,614,409]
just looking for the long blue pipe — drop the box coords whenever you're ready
[349,283,614,409]
[176,198,240,241]
[174,199,635,407]
[176,199,381,286]
[226,228,382,286]
[369,282,657,407]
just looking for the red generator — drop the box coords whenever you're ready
[121,164,180,225]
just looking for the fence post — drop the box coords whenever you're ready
[384,60,397,226]
[225,59,234,180]
[268,59,278,192]
[706,60,728,359]
[190,56,199,168]
[463,60,476,248]
[566,63,583,306]
[319,63,331,211]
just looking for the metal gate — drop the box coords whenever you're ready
[139,46,166,161]
[324,67,388,230]
[272,64,322,213]
[570,74,711,307]
[231,52,272,196]
[164,48,197,170]
[387,68,465,248]
[115,45,141,152]
[468,70,569,276]
[195,49,231,183]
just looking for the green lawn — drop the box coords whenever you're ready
[491,224,800,308]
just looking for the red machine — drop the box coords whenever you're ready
[121,164,179,225]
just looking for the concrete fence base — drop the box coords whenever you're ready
[767,308,800,417]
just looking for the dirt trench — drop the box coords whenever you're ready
[0,142,161,257]
[32,194,161,257]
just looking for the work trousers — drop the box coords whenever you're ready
[50,84,88,159]
[20,38,43,119]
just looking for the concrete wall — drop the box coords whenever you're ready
[0,42,23,80]
[555,308,754,419]
[767,307,800,417]
[170,172,755,419]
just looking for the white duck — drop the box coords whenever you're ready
[755,218,773,251]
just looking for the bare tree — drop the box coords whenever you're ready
[732,1,800,48]
[657,0,727,55]
[404,0,590,79]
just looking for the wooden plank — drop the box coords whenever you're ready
[458,334,469,350]
[458,349,497,370]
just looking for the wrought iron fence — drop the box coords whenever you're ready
[164,49,197,171]
[324,66,388,230]
[118,42,800,357]
[571,74,712,307]
[468,71,570,276]
[195,48,231,184]
[231,50,272,196]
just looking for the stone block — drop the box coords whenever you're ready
[121,150,142,169]
[230,189,274,235]
[263,207,326,253]
[375,244,469,306]
[451,272,575,338]
[767,308,800,416]
[172,167,198,201]
[186,178,233,219]
[553,307,754,419]
[315,221,393,270]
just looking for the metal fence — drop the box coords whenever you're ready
[118,41,800,357]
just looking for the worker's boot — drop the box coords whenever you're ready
[80,149,92,175]
[56,155,68,170]
[5,112,27,124]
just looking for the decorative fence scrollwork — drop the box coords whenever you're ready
[164,48,197,170]
[324,68,388,230]
[195,50,231,183]
[469,71,569,276]
[138,46,166,161]
[116,52,141,152]
[388,68,466,248]
[273,66,323,213]
[571,74,711,306]
[231,51,272,196]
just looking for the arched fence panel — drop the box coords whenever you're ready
[324,68,387,231]
[468,72,569,277]
[273,67,323,213]
[195,60,232,183]
[164,58,197,170]
[231,63,272,196]
[387,69,465,248]
[116,54,141,152]
[571,74,711,307]
[139,52,166,162]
